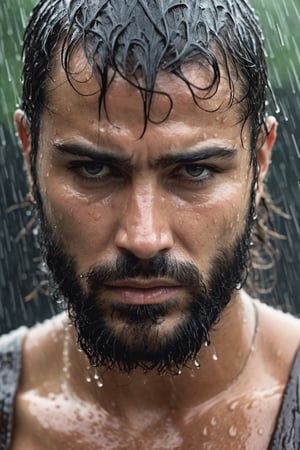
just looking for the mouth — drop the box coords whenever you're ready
[103,279,182,305]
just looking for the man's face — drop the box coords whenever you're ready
[32,54,256,373]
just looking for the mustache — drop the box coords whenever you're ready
[83,253,206,292]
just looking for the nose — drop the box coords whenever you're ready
[114,183,174,259]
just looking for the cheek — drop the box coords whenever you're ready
[41,183,116,264]
[173,184,250,262]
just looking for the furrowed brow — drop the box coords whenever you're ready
[53,142,133,169]
[156,146,237,168]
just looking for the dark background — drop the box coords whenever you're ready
[0,0,299,334]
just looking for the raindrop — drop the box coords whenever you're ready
[93,371,100,380]
[228,425,238,437]
[210,416,217,427]
[212,352,218,361]
[97,379,104,388]
[229,400,239,411]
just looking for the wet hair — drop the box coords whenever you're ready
[20,0,278,295]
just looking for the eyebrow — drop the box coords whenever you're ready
[53,141,237,169]
[156,146,237,168]
[53,142,133,170]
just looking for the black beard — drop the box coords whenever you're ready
[36,192,253,375]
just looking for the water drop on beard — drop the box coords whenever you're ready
[97,379,104,388]
[86,365,92,383]
[94,370,104,387]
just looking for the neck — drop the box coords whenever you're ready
[61,290,257,418]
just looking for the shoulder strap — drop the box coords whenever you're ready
[0,327,27,450]
[269,345,300,450]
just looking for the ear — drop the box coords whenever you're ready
[14,109,33,191]
[256,116,277,204]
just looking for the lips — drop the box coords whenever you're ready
[103,279,182,305]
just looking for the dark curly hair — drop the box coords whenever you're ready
[20,0,281,295]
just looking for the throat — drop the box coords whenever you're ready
[61,291,258,414]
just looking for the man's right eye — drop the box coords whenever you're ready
[68,161,111,180]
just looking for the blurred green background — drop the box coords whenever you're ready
[0,0,299,333]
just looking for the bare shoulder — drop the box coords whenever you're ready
[255,300,300,380]
[20,313,66,391]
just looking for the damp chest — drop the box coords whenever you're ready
[12,393,281,450]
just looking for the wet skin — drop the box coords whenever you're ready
[13,53,300,449]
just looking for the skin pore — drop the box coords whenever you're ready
[13,51,300,449]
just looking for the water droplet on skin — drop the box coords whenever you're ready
[212,351,218,361]
[202,427,208,436]
[228,425,238,437]
[211,416,217,426]
[229,400,239,411]
[194,359,200,368]
[258,428,264,436]
[86,376,92,383]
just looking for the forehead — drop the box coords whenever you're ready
[42,48,247,145]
